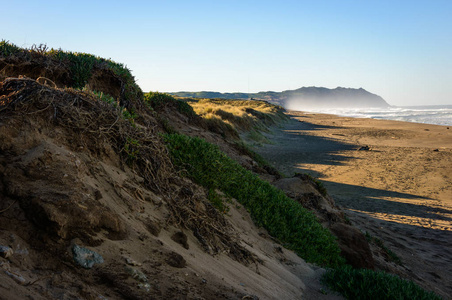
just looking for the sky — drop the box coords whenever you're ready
[2,0,451,106]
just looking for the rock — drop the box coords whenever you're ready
[330,223,374,269]
[0,245,13,258]
[72,244,104,269]
[125,266,148,283]
[166,251,186,268]
[94,190,103,200]
[171,231,189,249]
[125,257,142,266]
[145,219,161,237]
[138,282,151,292]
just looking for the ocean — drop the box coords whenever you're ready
[299,105,452,126]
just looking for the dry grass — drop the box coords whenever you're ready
[188,98,288,133]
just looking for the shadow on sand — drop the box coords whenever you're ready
[321,180,452,224]
[256,118,452,226]
[257,119,359,175]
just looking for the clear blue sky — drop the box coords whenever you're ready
[2,0,451,106]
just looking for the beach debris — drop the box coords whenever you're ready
[72,244,104,269]
[0,245,13,258]
[358,145,371,151]
[433,149,439,152]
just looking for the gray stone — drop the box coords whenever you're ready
[0,245,13,259]
[72,244,104,269]
[125,266,148,283]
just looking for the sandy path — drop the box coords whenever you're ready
[253,111,452,299]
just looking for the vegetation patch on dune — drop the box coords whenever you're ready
[144,91,196,117]
[186,98,288,140]
[0,41,142,110]
[322,266,442,300]
[164,133,344,267]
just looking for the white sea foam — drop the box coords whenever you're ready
[298,105,452,126]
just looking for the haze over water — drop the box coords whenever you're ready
[298,105,452,126]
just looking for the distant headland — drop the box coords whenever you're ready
[171,87,390,109]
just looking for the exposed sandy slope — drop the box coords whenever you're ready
[254,111,452,299]
[0,79,342,299]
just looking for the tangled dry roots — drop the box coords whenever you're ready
[0,77,256,264]
[166,184,257,264]
[0,77,172,191]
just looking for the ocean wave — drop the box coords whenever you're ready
[299,106,452,126]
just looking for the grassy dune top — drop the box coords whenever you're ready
[187,98,288,131]
[0,40,142,109]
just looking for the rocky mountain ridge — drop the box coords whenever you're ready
[172,86,390,109]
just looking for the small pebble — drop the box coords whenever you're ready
[125,257,142,266]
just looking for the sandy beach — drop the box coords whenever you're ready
[254,111,452,299]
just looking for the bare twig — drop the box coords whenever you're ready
[0,200,17,214]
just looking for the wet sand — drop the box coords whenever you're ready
[254,111,452,298]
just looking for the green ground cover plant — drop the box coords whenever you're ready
[164,133,344,267]
[322,266,441,300]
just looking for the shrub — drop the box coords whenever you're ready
[0,40,22,56]
[144,92,176,110]
[164,133,344,267]
[144,92,196,118]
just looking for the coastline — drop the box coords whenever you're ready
[253,110,452,298]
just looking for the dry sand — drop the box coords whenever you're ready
[254,111,452,299]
